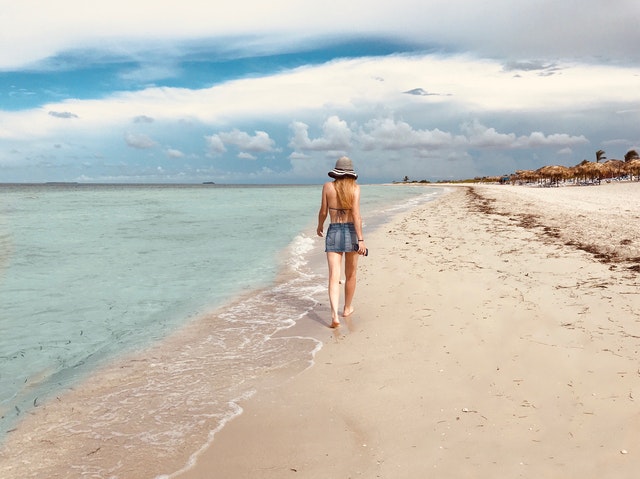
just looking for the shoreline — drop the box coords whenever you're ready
[0,185,444,478]
[176,182,640,478]
[0,248,327,479]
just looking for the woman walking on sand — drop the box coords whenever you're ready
[317,157,367,328]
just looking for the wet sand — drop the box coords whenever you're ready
[177,182,640,478]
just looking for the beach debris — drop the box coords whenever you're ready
[87,446,101,456]
[460,407,487,420]
[620,449,628,455]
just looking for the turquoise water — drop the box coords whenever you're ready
[0,183,442,477]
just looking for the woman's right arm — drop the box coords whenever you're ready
[316,183,329,237]
[351,185,366,254]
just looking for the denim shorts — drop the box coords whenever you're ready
[325,222,357,253]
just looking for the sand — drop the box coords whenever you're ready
[176,182,640,479]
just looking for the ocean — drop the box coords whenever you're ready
[0,183,442,478]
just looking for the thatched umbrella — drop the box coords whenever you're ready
[514,169,539,183]
[588,161,606,181]
[567,165,579,181]
[625,159,640,180]
[602,159,625,179]
[574,161,605,183]
[573,161,589,182]
[537,165,570,185]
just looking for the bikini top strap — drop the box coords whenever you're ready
[328,206,350,219]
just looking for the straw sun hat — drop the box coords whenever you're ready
[328,156,358,179]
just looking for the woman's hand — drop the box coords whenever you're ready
[316,226,324,237]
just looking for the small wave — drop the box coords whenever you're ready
[284,233,318,273]
[156,396,248,479]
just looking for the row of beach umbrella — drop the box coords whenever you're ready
[512,159,640,185]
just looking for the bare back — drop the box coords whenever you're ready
[324,181,356,223]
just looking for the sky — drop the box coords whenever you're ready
[1,0,639,184]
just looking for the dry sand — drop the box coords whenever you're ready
[177,182,640,479]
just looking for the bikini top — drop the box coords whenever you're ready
[329,206,351,222]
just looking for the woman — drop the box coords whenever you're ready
[316,157,367,328]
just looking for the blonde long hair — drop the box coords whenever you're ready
[334,177,356,210]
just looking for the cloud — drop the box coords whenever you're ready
[124,132,156,149]
[3,55,637,144]
[48,111,79,119]
[359,118,456,151]
[205,130,275,158]
[461,120,588,150]
[217,130,275,152]
[166,148,184,158]
[205,135,226,154]
[603,138,635,147]
[134,115,155,123]
[503,61,554,72]
[461,121,517,148]
[285,116,590,163]
[10,88,36,98]
[403,88,447,97]
[523,132,589,148]
[119,63,181,84]
[288,151,310,160]
[503,61,564,78]
[289,116,352,152]
[3,0,640,72]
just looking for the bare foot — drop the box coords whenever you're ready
[330,320,341,328]
[342,306,354,318]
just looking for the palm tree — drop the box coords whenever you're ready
[403,176,410,182]
[596,149,607,163]
[624,149,639,162]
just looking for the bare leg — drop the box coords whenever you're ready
[342,251,359,317]
[326,252,343,327]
